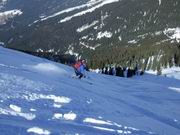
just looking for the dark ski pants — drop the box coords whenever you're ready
[74,69,83,79]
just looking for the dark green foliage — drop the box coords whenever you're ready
[87,44,180,70]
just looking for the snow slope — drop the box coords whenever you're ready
[146,67,180,80]
[0,46,180,135]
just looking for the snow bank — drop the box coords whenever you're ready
[27,127,51,135]
[146,67,180,80]
[53,103,62,108]
[168,87,180,93]
[53,112,77,121]
[83,118,113,125]
[26,93,71,104]
[0,107,36,120]
[53,113,63,119]
[63,112,77,120]
[9,104,21,113]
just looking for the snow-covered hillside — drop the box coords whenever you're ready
[0,47,180,135]
[0,9,22,25]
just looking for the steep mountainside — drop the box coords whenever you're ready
[0,46,180,135]
[0,0,180,69]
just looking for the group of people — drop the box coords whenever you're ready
[99,66,144,78]
[72,59,144,79]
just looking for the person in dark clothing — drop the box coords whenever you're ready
[109,67,113,75]
[101,67,105,74]
[104,67,108,75]
[116,66,121,76]
[119,67,124,77]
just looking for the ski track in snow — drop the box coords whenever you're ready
[0,47,180,134]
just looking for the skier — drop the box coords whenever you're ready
[73,59,86,79]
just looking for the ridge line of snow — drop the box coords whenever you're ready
[40,0,103,21]
[59,0,120,23]
[77,20,99,33]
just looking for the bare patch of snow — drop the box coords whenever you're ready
[0,9,23,25]
[27,127,51,135]
[81,35,88,39]
[100,11,109,28]
[52,112,77,121]
[143,11,147,17]
[97,31,112,39]
[163,27,180,43]
[0,42,5,47]
[128,39,138,44]
[0,107,36,120]
[77,21,98,32]
[118,36,122,41]
[10,104,21,113]
[117,130,123,133]
[63,112,77,120]
[36,48,44,52]
[65,46,79,57]
[47,49,54,53]
[158,0,161,5]
[53,103,62,108]
[26,93,71,104]
[154,31,162,36]
[80,42,96,50]
[30,108,36,112]
[53,113,63,119]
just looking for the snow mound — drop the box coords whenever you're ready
[147,67,180,80]
[53,112,77,121]
[27,127,51,135]
[0,107,36,120]
[63,112,77,120]
[9,104,21,113]
[26,93,71,104]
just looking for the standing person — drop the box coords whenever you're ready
[104,67,108,74]
[81,59,87,78]
[112,66,116,76]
